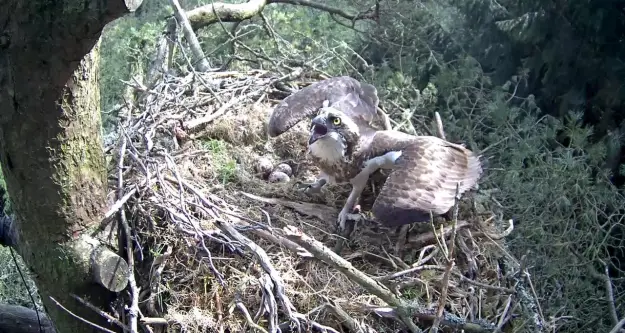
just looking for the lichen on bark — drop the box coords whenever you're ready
[0,0,143,332]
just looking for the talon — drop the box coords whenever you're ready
[305,185,322,195]
[296,179,325,195]
[337,210,362,232]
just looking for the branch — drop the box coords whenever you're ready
[431,184,460,333]
[175,0,268,32]
[169,0,211,72]
[610,318,625,333]
[284,226,498,333]
[116,126,140,333]
[283,226,422,333]
[434,111,446,140]
[269,0,378,22]
[172,0,377,32]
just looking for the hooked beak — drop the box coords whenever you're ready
[308,116,327,145]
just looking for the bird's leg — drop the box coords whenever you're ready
[337,182,366,231]
[394,224,410,256]
[352,195,362,214]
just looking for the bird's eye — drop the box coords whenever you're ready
[332,117,341,126]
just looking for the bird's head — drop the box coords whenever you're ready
[308,107,358,146]
[307,107,360,162]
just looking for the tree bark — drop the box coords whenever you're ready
[0,1,143,332]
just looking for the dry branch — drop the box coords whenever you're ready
[117,125,140,333]
[430,186,460,333]
[70,294,130,332]
[284,225,423,333]
[91,245,130,292]
[610,318,625,333]
[169,0,211,72]
[283,226,498,333]
[177,0,378,32]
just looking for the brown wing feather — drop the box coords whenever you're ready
[267,76,379,137]
[368,132,482,227]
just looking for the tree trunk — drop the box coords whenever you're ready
[0,1,143,332]
[0,304,56,333]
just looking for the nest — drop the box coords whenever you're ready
[105,70,538,333]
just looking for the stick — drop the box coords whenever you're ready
[70,294,130,332]
[434,111,446,140]
[49,296,116,333]
[609,318,625,333]
[104,188,137,218]
[283,226,421,333]
[117,126,140,333]
[169,0,211,72]
[431,184,460,333]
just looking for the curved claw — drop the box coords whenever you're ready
[295,178,327,195]
[305,183,323,194]
[337,209,362,232]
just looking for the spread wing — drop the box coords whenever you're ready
[368,132,483,227]
[267,76,379,137]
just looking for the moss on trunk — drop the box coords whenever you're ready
[0,0,143,332]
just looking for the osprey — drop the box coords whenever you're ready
[267,76,483,230]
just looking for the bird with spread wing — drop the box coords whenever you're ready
[267,76,483,231]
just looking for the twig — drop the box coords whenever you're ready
[70,294,130,332]
[349,303,495,333]
[601,261,619,326]
[387,263,514,294]
[140,317,168,325]
[494,295,513,333]
[430,184,460,333]
[235,295,270,333]
[174,177,301,330]
[323,300,371,333]
[117,126,140,333]
[434,111,446,140]
[49,296,116,333]
[169,0,211,71]
[610,318,625,333]
[407,219,470,244]
[147,245,172,317]
[218,220,301,331]
[104,188,137,219]
[184,88,261,131]
[283,226,422,333]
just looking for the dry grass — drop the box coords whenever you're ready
[105,70,538,333]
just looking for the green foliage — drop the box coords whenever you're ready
[431,58,624,332]
[495,11,548,44]
[0,247,43,311]
[100,12,166,128]
[0,168,41,311]
[201,139,238,184]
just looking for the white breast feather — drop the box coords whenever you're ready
[308,132,346,163]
